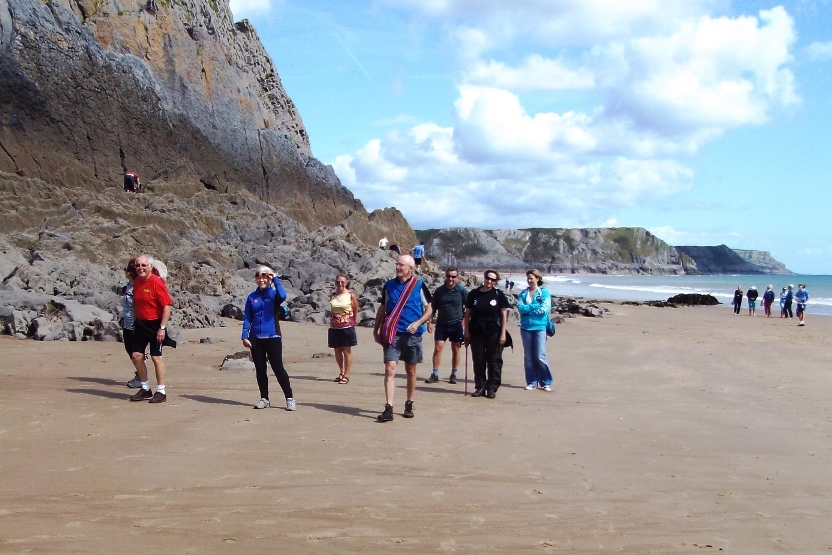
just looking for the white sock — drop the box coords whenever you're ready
[141,381,150,391]
[156,384,166,395]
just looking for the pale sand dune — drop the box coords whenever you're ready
[1,306,830,553]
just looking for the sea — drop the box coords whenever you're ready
[503,273,832,317]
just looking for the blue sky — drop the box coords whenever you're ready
[229,0,832,274]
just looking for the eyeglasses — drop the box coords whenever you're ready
[137,264,150,268]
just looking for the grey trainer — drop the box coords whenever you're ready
[285,398,296,411]
[254,398,270,409]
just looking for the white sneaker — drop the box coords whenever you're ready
[525,384,537,390]
[286,398,296,411]
[542,385,552,392]
[254,398,270,409]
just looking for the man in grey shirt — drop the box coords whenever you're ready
[425,268,468,384]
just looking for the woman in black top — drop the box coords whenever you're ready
[463,269,510,399]
[733,286,743,315]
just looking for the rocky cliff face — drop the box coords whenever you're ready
[0,171,426,339]
[732,249,792,274]
[418,228,791,275]
[418,227,690,274]
[0,0,405,234]
[675,245,790,275]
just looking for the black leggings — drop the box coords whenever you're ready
[251,337,293,400]
[469,333,503,391]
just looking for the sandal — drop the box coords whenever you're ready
[337,376,350,384]
[333,373,344,382]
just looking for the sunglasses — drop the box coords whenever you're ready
[137,264,150,268]
[446,275,458,279]
[484,276,497,282]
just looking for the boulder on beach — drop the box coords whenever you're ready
[666,293,720,306]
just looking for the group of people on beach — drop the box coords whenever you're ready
[119,253,557,422]
[356,255,555,421]
[732,283,810,326]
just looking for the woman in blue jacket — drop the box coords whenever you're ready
[241,266,295,411]
[516,269,554,391]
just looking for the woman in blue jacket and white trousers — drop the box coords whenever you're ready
[516,269,554,391]
[241,265,295,410]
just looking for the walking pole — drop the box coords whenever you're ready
[464,344,469,396]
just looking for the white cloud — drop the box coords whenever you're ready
[229,0,272,17]
[464,54,595,91]
[333,89,694,229]
[807,41,832,61]
[454,26,491,63]
[384,0,719,46]
[331,2,798,231]
[598,7,798,135]
[453,85,597,162]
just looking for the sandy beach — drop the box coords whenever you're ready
[1,305,830,553]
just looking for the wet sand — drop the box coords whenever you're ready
[1,305,830,553]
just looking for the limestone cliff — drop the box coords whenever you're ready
[417,227,689,274]
[418,228,790,275]
[675,245,791,275]
[0,0,409,236]
[732,249,792,274]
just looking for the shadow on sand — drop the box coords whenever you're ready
[180,394,250,407]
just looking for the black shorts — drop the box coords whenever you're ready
[133,319,163,357]
[434,321,464,343]
[328,327,358,348]
[414,257,423,266]
[122,328,135,356]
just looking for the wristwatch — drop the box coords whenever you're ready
[159,326,166,330]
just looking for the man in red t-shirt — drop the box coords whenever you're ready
[129,255,173,403]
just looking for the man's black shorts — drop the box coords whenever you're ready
[133,319,163,357]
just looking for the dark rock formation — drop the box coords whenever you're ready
[666,293,720,306]
[674,245,788,275]
[0,171,458,340]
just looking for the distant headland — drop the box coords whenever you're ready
[415,227,790,275]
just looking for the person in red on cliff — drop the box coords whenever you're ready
[129,255,172,403]
[123,171,140,193]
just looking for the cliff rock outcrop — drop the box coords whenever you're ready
[418,227,690,274]
[418,229,790,275]
[674,245,789,275]
[732,249,792,274]
[0,0,403,234]
[0,171,422,339]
